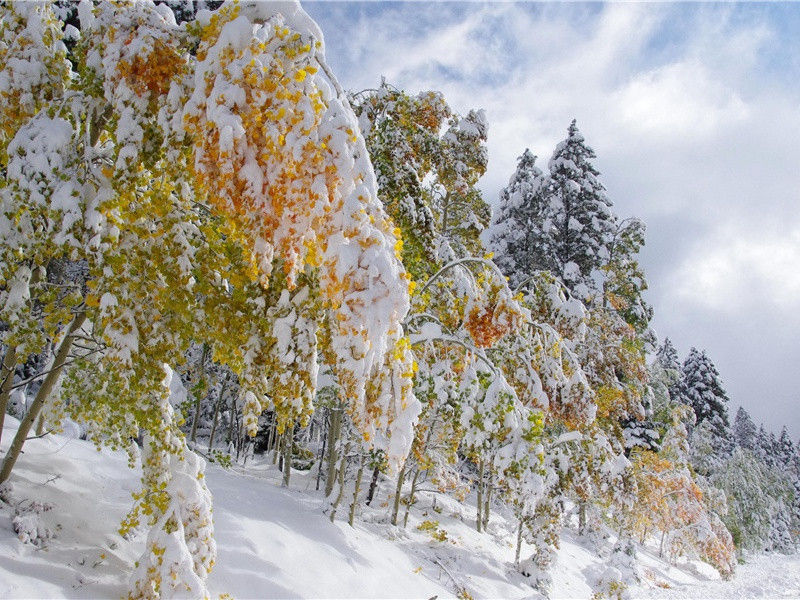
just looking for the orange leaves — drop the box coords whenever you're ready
[184,13,329,289]
[464,276,523,348]
[116,39,185,100]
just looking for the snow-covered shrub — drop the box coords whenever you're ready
[12,499,54,548]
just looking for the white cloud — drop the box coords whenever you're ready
[667,224,800,313]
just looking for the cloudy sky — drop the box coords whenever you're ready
[304,1,800,439]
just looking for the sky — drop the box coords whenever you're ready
[303,0,800,440]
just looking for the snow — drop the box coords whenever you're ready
[3,417,799,599]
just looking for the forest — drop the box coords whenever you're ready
[0,1,798,599]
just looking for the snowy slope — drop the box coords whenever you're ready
[2,417,798,599]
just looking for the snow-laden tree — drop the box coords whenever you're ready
[641,405,736,577]
[540,120,616,299]
[352,81,490,277]
[602,217,653,340]
[490,121,617,301]
[733,407,757,451]
[0,1,419,594]
[488,149,547,289]
[681,348,730,451]
[713,446,796,553]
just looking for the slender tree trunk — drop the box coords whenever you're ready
[266,413,276,456]
[273,425,282,465]
[315,415,328,491]
[482,467,493,531]
[365,464,380,506]
[659,530,666,558]
[515,517,524,565]
[403,468,421,528]
[0,311,86,484]
[578,501,586,536]
[208,379,227,453]
[227,393,237,446]
[190,344,209,444]
[390,461,407,526]
[325,408,342,497]
[277,430,284,472]
[281,425,293,487]
[348,455,365,526]
[329,441,350,523]
[476,458,485,533]
[0,346,18,448]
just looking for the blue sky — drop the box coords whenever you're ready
[304,1,800,439]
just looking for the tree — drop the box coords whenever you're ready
[489,149,547,289]
[0,1,419,594]
[352,81,490,279]
[540,120,616,299]
[602,217,653,340]
[732,407,757,451]
[681,348,730,450]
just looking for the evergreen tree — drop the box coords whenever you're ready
[655,338,683,405]
[776,427,796,469]
[732,407,757,451]
[489,149,547,289]
[681,348,730,444]
[541,120,616,299]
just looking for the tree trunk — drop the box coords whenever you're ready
[482,468,493,531]
[273,425,282,465]
[325,408,342,497]
[190,344,209,444]
[266,414,276,456]
[281,425,293,488]
[348,455,365,526]
[208,379,227,453]
[277,430,284,472]
[515,517,524,565]
[315,415,328,492]
[390,461,406,526]
[329,441,350,523]
[0,346,18,448]
[578,501,586,536]
[365,464,380,506]
[403,468,422,528]
[476,458,485,533]
[0,311,86,484]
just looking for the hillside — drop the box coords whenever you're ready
[3,417,797,599]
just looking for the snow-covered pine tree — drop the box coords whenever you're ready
[655,338,682,403]
[681,348,730,444]
[755,425,777,467]
[732,407,757,451]
[775,427,796,469]
[540,120,616,300]
[489,149,547,289]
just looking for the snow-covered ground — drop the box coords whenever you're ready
[1,417,798,599]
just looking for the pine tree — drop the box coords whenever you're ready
[540,120,616,299]
[776,427,796,469]
[489,149,547,289]
[732,407,757,450]
[681,348,730,444]
[755,425,776,467]
[655,338,683,410]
